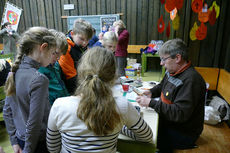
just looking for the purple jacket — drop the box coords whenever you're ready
[115,29,129,57]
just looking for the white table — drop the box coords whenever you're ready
[112,82,159,152]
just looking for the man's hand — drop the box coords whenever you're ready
[12,144,22,153]
[142,90,152,98]
[136,96,151,107]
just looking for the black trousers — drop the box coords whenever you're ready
[157,120,198,153]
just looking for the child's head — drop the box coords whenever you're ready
[102,31,118,52]
[76,47,121,135]
[92,28,96,35]
[17,27,57,67]
[77,47,116,86]
[98,32,104,40]
[113,20,126,29]
[5,27,56,96]
[72,19,94,48]
[113,20,126,35]
[49,29,68,64]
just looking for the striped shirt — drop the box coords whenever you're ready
[47,96,153,153]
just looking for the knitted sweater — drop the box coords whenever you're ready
[149,65,206,137]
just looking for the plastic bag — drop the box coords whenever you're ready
[209,96,230,120]
[204,106,221,125]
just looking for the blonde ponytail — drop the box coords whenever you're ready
[76,47,121,135]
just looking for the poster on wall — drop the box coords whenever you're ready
[100,16,117,33]
[67,14,120,36]
[1,2,22,31]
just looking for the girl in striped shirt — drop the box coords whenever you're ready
[47,47,153,153]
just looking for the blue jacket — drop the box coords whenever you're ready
[88,35,99,48]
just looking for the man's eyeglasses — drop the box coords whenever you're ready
[160,56,171,62]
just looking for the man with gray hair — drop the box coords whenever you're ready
[136,38,206,153]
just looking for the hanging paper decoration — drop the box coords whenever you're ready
[196,22,207,40]
[165,4,170,13]
[209,1,220,19]
[192,0,203,13]
[172,14,180,30]
[198,3,209,23]
[165,0,176,13]
[209,8,216,26]
[190,22,199,41]
[175,0,184,10]
[157,15,165,33]
[166,21,171,38]
[160,0,165,4]
[170,8,177,20]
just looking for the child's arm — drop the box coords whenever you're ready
[23,75,50,153]
[3,96,18,146]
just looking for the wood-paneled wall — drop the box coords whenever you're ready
[0,0,230,70]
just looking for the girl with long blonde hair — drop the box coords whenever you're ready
[47,47,153,153]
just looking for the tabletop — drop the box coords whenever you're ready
[112,82,159,152]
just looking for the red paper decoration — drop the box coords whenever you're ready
[175,0,184,10]
[209,8,216,26]
[160,0,165,4]
[192,0,203,13]
[158,15,165,33]
[196,22,207,40]
[166,21,171,38]
[165,0,176,13]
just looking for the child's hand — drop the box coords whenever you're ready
[12,144,22,153]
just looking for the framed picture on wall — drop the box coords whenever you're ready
[1,2,22,31]
[100,16,118,33]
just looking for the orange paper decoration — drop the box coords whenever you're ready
[196,22,207,40]
[166,21,171,38]
[165,0,176,13]
[192,0,203,13]
[209,8,216,26]
[170,8,177,20]
[198,3,209,23]
[158,15,165,33]
[175,0,184,10]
